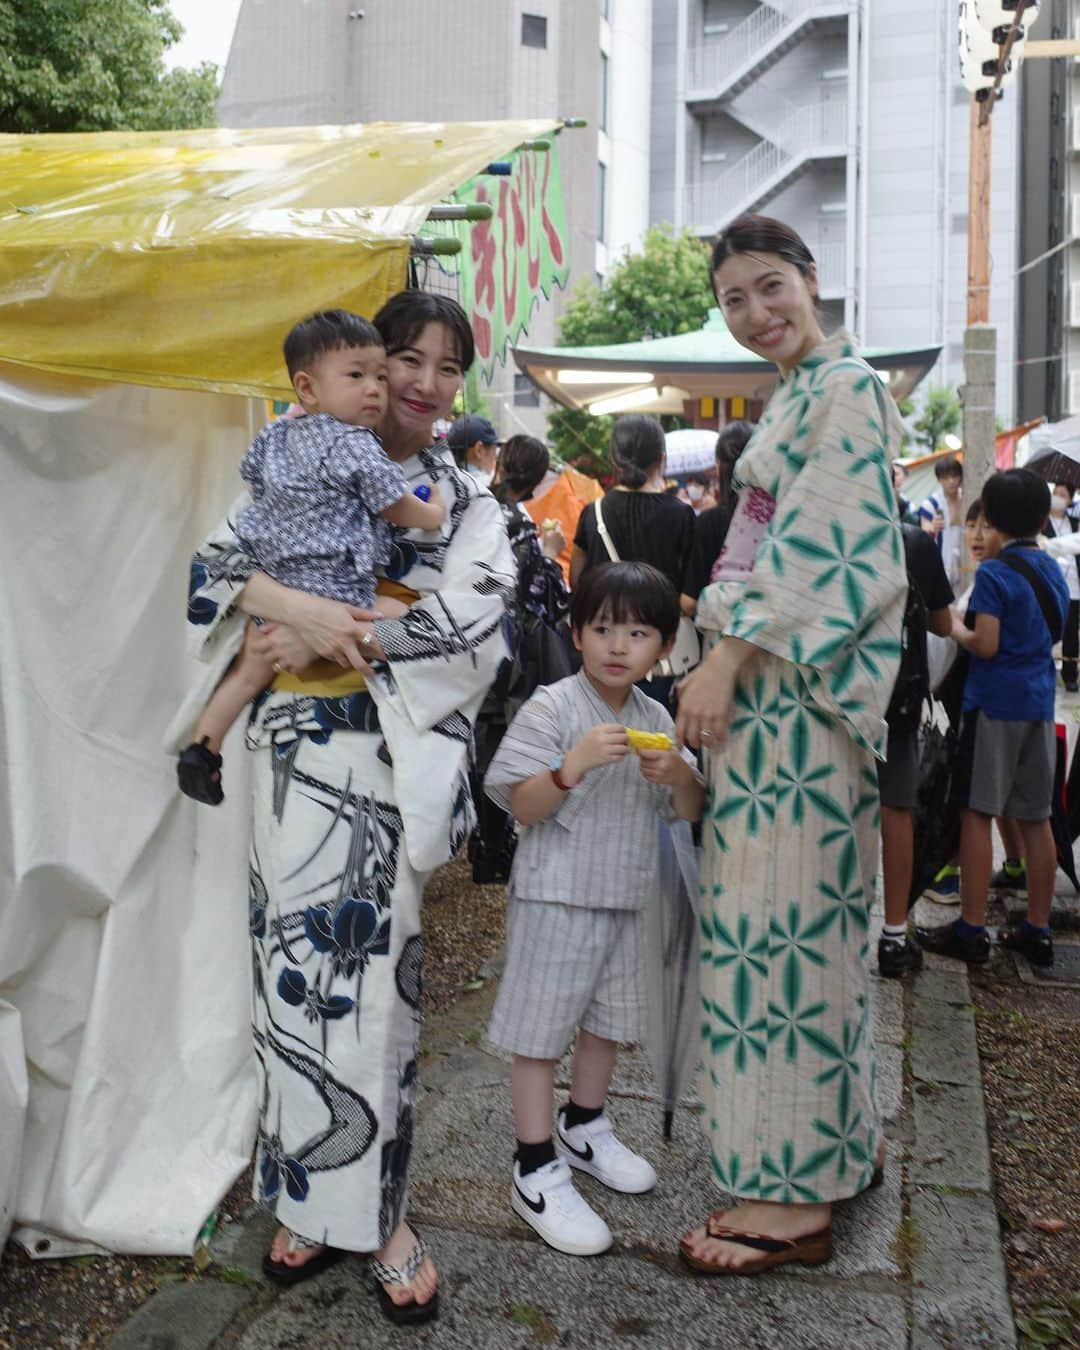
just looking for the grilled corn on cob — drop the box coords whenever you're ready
[625,729,673,753]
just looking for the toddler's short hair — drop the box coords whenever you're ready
[570,561,680,642]
[934,455,963,481]
[981,469,1051,539]
[283,309,383,380]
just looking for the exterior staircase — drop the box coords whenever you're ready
[686,95,847,230]
[687,0,854,105]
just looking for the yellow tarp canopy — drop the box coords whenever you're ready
[0,119,561,398]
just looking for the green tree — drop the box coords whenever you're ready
[547,225,714,476]
[0,0,219,133]
[911,385,962,456]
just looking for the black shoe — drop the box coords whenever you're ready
[877,934,924,979]
[990,862,1027,895]
[1065,681,1079,693]
[998,922,1054,968]
[915,920,990,965]
[177,737,224,805]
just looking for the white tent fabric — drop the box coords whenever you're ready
[0,366,258,1255]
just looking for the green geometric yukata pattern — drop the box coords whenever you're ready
[697,332,906,1204]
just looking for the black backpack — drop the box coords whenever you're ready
[886,529,931,731]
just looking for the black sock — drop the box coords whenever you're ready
[561,1099,604,1131]
[516,1138,556,1177]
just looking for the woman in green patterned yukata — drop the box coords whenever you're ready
[675,215,907,1276]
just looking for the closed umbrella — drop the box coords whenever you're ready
[646,818,701,1140]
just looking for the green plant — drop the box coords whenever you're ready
[0,0,220,133]
[546,225,715,474]
[911,385,962,456]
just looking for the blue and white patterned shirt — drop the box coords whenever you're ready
[235,413,409,607]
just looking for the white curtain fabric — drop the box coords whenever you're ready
[0,366,258,1255]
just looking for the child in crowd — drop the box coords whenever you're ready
[927,500,1032,904]
[484,562,705,1256]
[877,513,954,977]
[918,470,1068,968]
[177,310,446,804]
[919,454,965,591]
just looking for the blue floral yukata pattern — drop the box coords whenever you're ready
[236,412,411,609]
[187,443,514,1249]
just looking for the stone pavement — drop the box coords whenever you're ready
[109,917,1017,1350]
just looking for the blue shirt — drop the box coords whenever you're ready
[963,545,1070,722]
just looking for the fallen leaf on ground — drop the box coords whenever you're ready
[1032,1218,1068,1234]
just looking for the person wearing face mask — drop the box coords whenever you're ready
[679,476,717,514]
[1044,483,1080,692]
[447,413,499,488]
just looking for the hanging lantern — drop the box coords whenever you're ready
[972,0,1039,34]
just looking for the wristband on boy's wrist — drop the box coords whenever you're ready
[549,754,573,792]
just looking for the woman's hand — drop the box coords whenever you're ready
[289,595,384,671]
[675,646,740,750]
[249,622,318,675]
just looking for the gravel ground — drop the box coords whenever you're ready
[0,853,505,1350]
[970,941,1080,1350]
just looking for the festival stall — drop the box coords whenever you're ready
[0,118,569,1256]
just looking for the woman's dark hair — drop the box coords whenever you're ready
[497,434,549,501]
[981,469,1051,539]
[373,291,476,372]
[710,214,816,285]
[283,309,382,380]
[934,455,963,481]
[714,419,754,507]
[569,561,680,642]
[610,415,666,489]
[965,497,984,525]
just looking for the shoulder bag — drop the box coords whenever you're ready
[593,497,702,678]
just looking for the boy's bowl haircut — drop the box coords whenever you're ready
[569,561,680,642]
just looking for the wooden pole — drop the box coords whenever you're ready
[963,97,997,496]
[967,96,992,326]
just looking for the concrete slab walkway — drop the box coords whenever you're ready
[108,917,1017,1349]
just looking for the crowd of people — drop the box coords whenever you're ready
[171,210,1069,1321]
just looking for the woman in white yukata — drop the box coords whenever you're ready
[675,215,907,1276]
[185,292,513,1323]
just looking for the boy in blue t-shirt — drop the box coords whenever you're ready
[918,469,1068,969]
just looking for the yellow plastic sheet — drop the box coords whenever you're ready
[0,120,561,398]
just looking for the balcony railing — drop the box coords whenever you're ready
[686,98,848,229]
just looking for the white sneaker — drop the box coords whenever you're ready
[556,1111,658,1194]
[510,1159,613,1256]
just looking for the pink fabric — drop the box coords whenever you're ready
[709,485,776,583]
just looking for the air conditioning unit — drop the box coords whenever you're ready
[1069,371,1080,412]
[1071,281,1080,328]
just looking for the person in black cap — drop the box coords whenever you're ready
[448,413,499,487]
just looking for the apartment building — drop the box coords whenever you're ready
[650,0,1020,420]
[218,0,653,434]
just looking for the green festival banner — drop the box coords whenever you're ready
[431,143,570,383]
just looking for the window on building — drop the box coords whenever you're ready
[514,373,540,407]
[597,161,607,244]
[599,52,609,132]
[522,13,547,48]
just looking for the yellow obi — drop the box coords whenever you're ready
[268,577,422,697]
